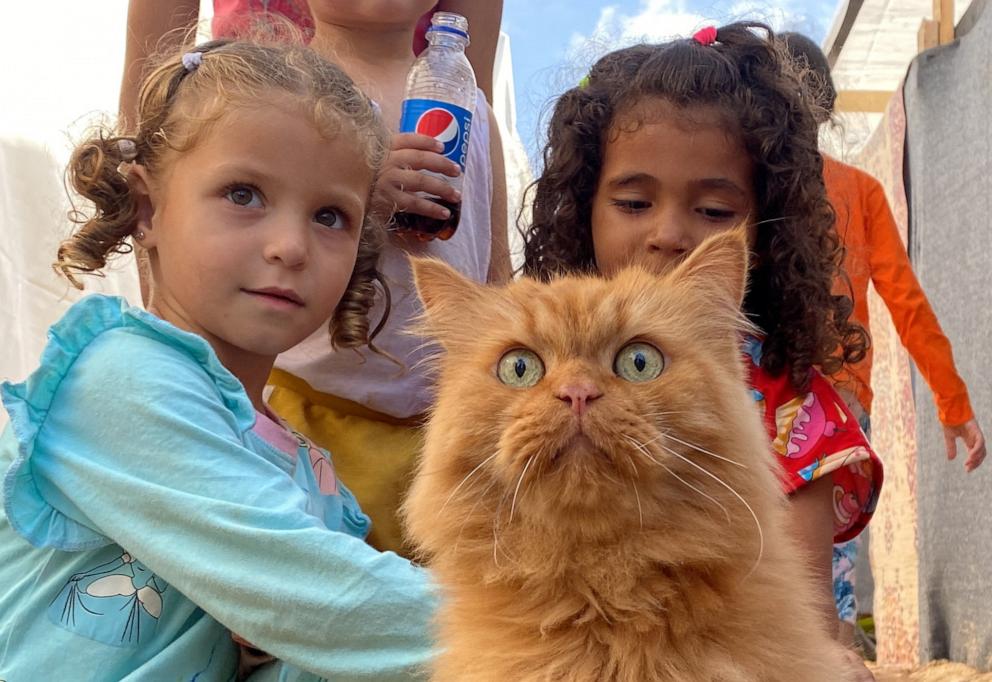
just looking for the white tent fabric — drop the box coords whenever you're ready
[493,31,534,270]
[0,1,147,429]
[828,0,968,90]
[822,0,973,157]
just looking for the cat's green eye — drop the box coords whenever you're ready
[613,342,665,383]
[496,349,545,388]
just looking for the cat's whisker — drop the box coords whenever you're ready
[623,436,730,522]
[492,518,502,568]
[658,443,765,576]
[631,477,644,531]
[493,523,500,568]
[594,460,624,488]
[437,451,500,517]
[621,435,663,466]
[508,456,535,524]
[491,485,518,568]
[653,430,748,469]
[452,477,500,554]
[409,349,446,375]
[407,334,443,356]
[491,516,516,568]
[748,214,797,229]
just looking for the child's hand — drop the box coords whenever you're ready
[373,132,461,222]
[232,632,275,679]
[942,418,987,472]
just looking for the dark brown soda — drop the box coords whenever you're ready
[393,199,461,241]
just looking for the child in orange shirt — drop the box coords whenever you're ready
[782,31,986,645]
[782,33,985,465]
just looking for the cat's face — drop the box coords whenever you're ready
[410,229,775,560]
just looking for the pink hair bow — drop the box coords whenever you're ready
[692,26,718,46]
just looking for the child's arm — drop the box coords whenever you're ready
[443,0,510,283]
[787,476,837,630]
[487,104,512,284]
[19,333,435,681]
[790,488,877,682]
[762,366,879,681]
[120,0,199,132]
[119,0,199,307]
[863,175,986,470]
[437,0,504,103]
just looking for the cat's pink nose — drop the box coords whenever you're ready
[555,381,603,416]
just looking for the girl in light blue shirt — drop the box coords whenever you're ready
[0,37,435,681]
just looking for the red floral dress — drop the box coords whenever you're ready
[743,336,883,542]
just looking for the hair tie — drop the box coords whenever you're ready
[117,139,137,161]
[578,74,590,89]
[181,51,204,72]
[692,26,718,46]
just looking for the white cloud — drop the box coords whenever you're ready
[578,0,709,46]
[568,0,831,69]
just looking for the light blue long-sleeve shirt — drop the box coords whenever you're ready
[0,295,437,681]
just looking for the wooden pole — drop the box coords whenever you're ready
[933,0,955,44]
[835,90,896,113]
[918,18,940,51]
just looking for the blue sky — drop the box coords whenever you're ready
[501,0,840,161]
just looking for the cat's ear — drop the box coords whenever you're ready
[411,257,490,341]
[668,225,750,316]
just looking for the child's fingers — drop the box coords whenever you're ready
[391,169,461,203]
[944,419,987,471]
[392,193,453,221]
[964,425,986,472]
[391,132,444,153]
[388,148,461,177]
[943,427,958,461]
[965,452,985,472]
[383,171,455,219]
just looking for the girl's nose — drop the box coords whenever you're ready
[645,213,691,261]
[263,223,308,268]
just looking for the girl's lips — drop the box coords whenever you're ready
[243,287,305,307]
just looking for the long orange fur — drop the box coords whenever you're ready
[404,229,855,681]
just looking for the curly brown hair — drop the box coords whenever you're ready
[522,22,867,390]
[57,35,390,350]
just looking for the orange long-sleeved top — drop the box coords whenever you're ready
[824,155,973,426]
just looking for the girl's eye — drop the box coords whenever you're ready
[611,199,651,214]
[613,342,665,383]
[698,207,737,220]
[315,207,347,230]
[496,349,545,388]
[226,185,262,208]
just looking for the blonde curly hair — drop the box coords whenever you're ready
[57,36,390,350]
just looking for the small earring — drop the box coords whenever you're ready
[135,230,146,240]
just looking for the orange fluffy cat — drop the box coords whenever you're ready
[404,229,855,681]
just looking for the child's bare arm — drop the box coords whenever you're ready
[120,1,199,307]
[788,477,877,678]
[120,1,199,131]
[486,105,511,284]
[788,476,836,631]
[437,0,503,103]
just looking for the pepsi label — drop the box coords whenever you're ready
[399,99,473,170]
